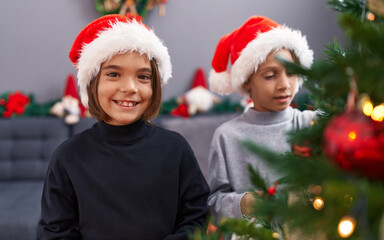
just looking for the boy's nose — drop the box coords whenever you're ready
[278,74,291,90]
[120,77,138,93]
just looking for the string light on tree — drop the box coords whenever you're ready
[360,95,374,116]
[338,216,356,238]
[272,232,280,239]
[313,196,325,211]
[371,104,384,122]
[359,94,384,122]
[367,11,376,21]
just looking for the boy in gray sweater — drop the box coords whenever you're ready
[207,15,316,222]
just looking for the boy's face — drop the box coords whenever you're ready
[97,51,153,126]
[244,49,298,112]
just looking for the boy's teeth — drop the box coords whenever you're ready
[117,101,136,107]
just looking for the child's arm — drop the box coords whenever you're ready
[164,144,210,240]
[207,146,246,222]
[38,153,80,239]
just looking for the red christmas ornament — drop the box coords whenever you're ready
[323,112,384,181]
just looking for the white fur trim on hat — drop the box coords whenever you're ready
[208,69,233,95]
[231,26,313,95]
[77,20,172,107]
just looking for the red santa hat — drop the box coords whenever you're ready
[209,15,313,95]
[69,14,172,107]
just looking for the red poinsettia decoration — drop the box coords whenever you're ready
[0,91,30,117]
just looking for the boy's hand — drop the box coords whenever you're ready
[240,191,262,217]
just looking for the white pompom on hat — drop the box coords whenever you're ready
[209,15,313,96]
[69,14,172,107]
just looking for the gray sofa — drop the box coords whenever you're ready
[0,113,239,240]
[0,118,69,240]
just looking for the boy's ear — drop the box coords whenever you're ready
[243,81,251,91]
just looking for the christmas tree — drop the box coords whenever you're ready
[193,0,384,239]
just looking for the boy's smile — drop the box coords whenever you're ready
[98,51,153,126]
[244,49,298,112]
[114,100,138,107]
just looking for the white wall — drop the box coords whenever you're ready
[0,0,344,103]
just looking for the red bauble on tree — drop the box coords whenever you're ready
[323,112,384,181]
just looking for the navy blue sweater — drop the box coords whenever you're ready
[39,120,209,240]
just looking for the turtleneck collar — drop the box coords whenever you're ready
[92,119,152,144]
[242,107,294,125]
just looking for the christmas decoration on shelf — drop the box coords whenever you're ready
[0,91,30,117]
[50,74,89,125]
[194,0,384,239]
[146,0,168,16]
[211,98,244,113]
[171,67,220,118]
[95,0,169,19]
[170,102,189,118]
[0,90,56,118]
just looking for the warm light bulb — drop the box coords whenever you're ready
[338,216,356,238]
[272,232,280,238]
[367,12,375,21]
[348,131,357,142]
[371,104,384,122]
[362,101,373,116]
[313,196,324,211]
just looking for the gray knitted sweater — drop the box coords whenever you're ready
[207,107,316,221]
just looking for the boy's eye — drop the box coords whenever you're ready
[138,74,152,80]
[265,74,275,80]
[107,72,120,78]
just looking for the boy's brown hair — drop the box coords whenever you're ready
[86,58,162,123]
[242,48,300,88]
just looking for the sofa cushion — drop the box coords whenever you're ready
[0,180,43,240]
[0,118,69,180]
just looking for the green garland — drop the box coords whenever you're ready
[95,0,150,19]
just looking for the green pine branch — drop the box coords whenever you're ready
[327,0,366,16]
[339,13,384,53]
